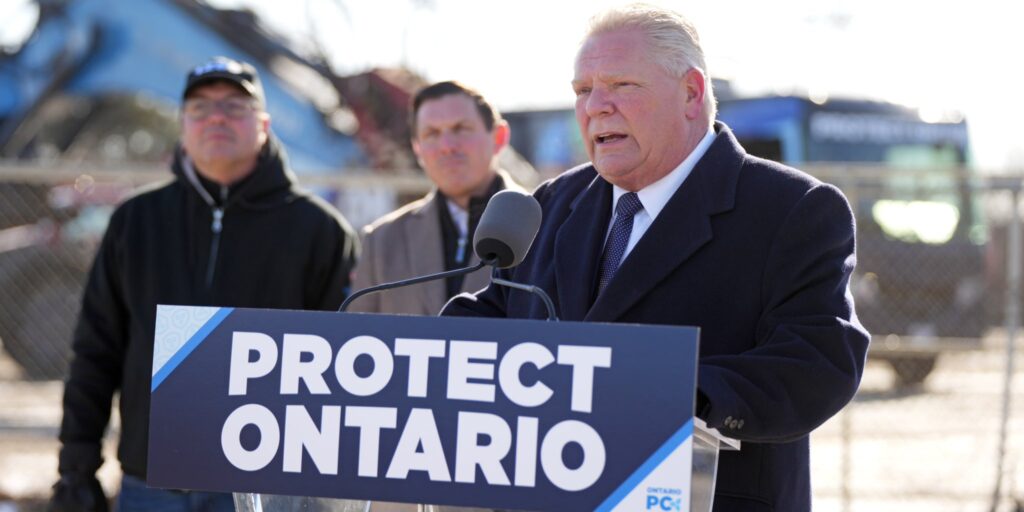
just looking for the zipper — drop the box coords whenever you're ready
[204,185,229,288]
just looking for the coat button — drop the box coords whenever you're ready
[729,419,739,429]
[737,419,744,429]
[724,416,733,425]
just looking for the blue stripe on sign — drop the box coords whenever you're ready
[594,418,694,512]
[151,307,234,392]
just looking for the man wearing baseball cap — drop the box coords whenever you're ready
[48,56,359,512]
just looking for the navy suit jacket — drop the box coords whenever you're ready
[443,123,870,512]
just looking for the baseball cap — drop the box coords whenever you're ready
[183,56,265,107]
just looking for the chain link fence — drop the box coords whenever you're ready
[0,163,1021,510]
[0,163,433,381]
[806,165,1024,512]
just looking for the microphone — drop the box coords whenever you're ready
[473,190,542,268]
[338,189,543,313]
[476,191,558,321]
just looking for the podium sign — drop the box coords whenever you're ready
[148,306,698,511]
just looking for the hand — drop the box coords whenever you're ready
[48,473,108,512]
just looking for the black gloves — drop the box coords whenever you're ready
[48,472,109,512]
[50,442,107,512]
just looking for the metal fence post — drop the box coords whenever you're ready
[992,184,1021,512]
[840,171,858,512]
[840,405,852,512]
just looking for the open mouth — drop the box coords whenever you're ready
[594,132,627,145]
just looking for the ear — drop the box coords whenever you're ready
[682,68,707,121]
[492,120,510,155]
[259,111,272,133]
[256,111,272,145]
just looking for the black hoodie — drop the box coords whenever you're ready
[57,137,359,478]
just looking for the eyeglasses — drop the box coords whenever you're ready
[182,97,259,120]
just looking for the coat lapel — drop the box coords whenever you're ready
[585,124,745,322]
[402,193,447,315]
[554,173,613,321]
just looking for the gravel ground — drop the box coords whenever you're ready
[0,349,118,511]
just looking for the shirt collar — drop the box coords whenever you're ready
[445,199,469,237]
[440,173,502,237]
[611,126,717,220]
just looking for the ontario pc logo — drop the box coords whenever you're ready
[646,486,683,511]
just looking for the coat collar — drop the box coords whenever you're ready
[172,135,299,210]
[555,122,745,322]
[403,169,522,314]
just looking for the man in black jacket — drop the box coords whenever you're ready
[49,57,359,512]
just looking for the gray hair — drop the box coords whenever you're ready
[582,3,716,121]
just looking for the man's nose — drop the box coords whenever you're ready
[439,132,460,151]
[204,107,230,123]
[585,87,614,117]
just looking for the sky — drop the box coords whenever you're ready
[206,0,1024,171]
[2,0,1022,170]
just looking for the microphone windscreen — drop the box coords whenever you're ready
[474,190,542,268]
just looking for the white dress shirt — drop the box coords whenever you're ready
[604,127,717,265]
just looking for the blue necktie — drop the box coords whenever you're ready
[598,192,644,293]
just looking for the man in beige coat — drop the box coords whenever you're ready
[351,81,521,316]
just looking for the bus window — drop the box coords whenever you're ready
[871,144,974,244]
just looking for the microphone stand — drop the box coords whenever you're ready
[339,259,495,312]
[339,255,558,321]
[491,277,559,321]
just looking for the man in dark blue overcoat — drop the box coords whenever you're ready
[443,5,870,511]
